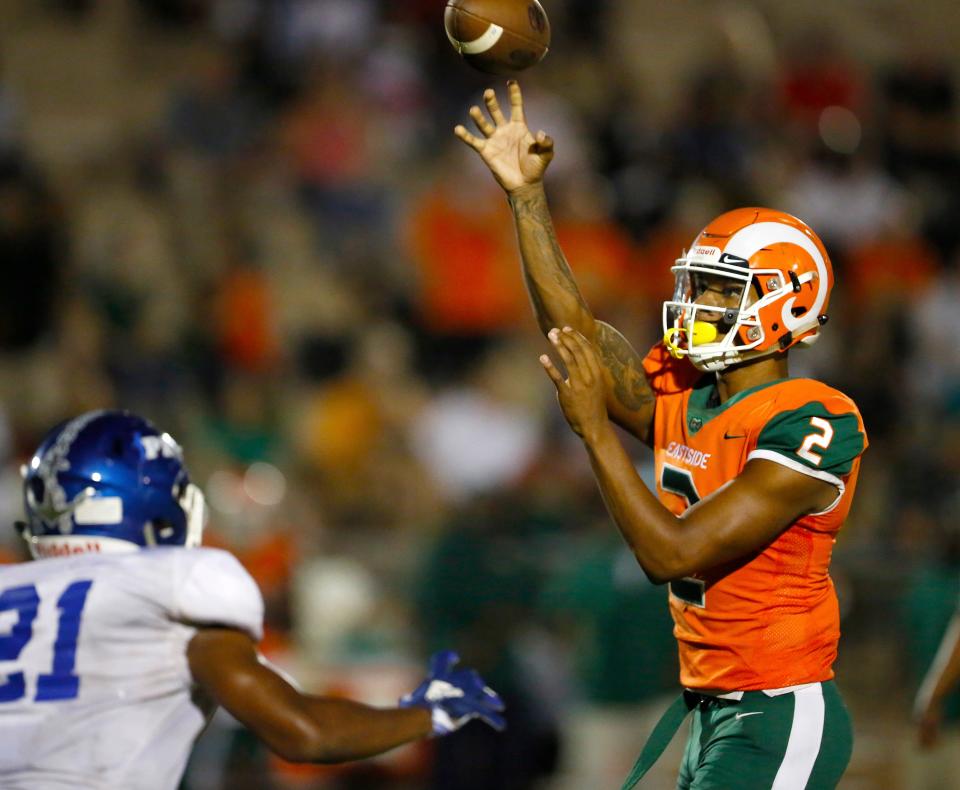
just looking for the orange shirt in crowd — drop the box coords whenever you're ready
[845,233,939,309]
[406,190,526,333]
[215,266,279,372]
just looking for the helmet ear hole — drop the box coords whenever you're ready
[151,519,177,542]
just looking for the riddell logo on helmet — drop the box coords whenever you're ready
[689,246,720,261]
[35,540,103,558]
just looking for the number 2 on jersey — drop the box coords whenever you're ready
[0,580,93,703]
[660,466,707,606]
[661,465,701,505]
[797,416,834,466]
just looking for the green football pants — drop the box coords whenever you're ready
[622,681,853,790]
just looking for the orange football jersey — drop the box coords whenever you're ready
[643,343,868,692]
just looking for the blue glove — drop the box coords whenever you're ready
[399,650,506,736]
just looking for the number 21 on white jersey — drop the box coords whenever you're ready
[0,579,93,703]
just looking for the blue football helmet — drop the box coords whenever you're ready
[19,410,206,558]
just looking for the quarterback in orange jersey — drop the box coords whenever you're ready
[457,81,867,790]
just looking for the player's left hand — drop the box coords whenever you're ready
[541,326,609,442]
[399,650,506,736]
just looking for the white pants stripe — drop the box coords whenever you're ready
[771,683,825,789]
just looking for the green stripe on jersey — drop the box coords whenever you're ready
[756,402,865,477]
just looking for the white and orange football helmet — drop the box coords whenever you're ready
[663,207,833,373]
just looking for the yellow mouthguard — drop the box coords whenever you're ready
[663,322,718,358]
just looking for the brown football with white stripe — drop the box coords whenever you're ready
[444,0,550,75]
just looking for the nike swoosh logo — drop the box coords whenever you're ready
[723,433,747,440]
[719,253,749,267]
[735,711,764,719]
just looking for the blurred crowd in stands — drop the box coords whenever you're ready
[2,0,960,787]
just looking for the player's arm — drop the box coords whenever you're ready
[510,186,656,442]
[914,612,960,748]
[455,82,656,444]
[583,442,834,582]
[188,630,504,763]
[189,628,429,763]
[541,328,840,582]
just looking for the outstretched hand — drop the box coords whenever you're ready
[541,327,610,442]
[399,650,506,736]
[454,80,554,193]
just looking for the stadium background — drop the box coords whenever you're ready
[1,0,959,787]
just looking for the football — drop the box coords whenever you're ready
[444,0,550,75]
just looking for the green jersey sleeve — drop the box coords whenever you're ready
[751,401,866,480]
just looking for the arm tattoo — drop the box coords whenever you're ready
[509,189,589,314]
[596,322,655,412]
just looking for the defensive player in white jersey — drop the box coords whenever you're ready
[0,410,505,789]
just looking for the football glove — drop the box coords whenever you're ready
[399,650,506,735]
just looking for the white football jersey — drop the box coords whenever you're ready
[0,547,264,790]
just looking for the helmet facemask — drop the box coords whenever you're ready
[663,249,790,372]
